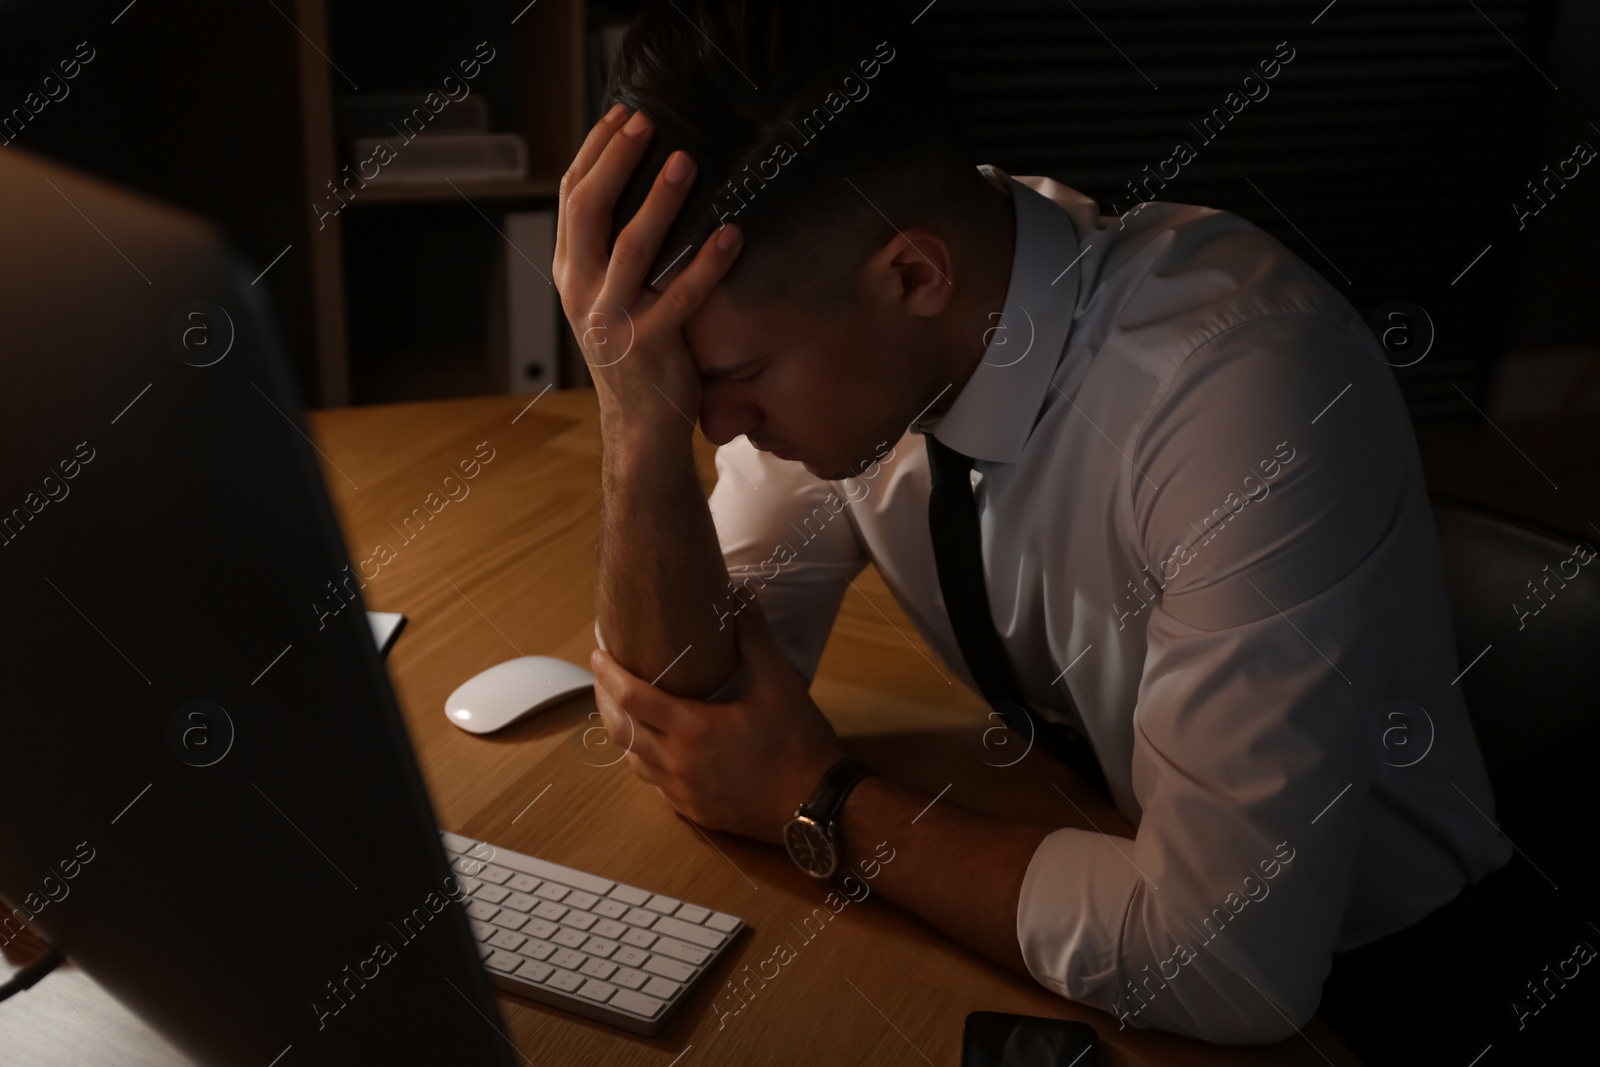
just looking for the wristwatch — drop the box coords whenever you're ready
[783,757,874,879]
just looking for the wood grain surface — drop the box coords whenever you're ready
[304,389,1358,1067]
[0,388,1357,1066]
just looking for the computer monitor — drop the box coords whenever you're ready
[0,146,520,1067]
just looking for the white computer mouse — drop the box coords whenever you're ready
[444,656,596,734]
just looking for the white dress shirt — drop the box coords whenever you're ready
[690,164,1513,1043]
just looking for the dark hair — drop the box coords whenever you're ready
[604,0,978,312]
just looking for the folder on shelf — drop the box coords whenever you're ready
[487,210,561,395]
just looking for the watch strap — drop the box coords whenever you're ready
[799,757,873,832]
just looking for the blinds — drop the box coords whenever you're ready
[918,0,1559,419]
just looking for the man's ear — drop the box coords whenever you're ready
[868,227,956,318]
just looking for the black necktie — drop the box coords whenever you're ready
[925,433,1112,799]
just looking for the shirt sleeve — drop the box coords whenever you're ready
[705,435,869,689]
[1016,312,1437,1043]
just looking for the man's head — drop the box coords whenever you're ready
[605,0,1014,480]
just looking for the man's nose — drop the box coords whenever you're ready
[698,389,761,448]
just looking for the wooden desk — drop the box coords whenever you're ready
[300,388,1358,1067]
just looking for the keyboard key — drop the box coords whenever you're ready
[515,959,553,983]
[478,864,513,885]
[612,967,648,990]
[608,885,651,907]
[440,833,496,855]
[486,950,523,974]
[614,947,650,968]
[488,930,526,952]
[592,919,628,940]
[643,956,694,983]
[547,969,585,993]
[550,949,586,971]
[583,937,619,958]
[523,919,559,940]
[620,928,657,949]
[652,916,726,949]
[610,989,665,1018]
[438,831,744,1033]
[592,899,629,919]
[579,979,616,1003]
[518,940,555,961]
[472,849,614,896]
[473,884,511,904]
[580,958,618,981]
[642,976,681,999]
[452,855,490,878]
[650,937,710,966]
[551,928,589,949]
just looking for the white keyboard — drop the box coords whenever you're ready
[440,831,745,1036]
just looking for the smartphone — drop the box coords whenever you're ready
[961,1010,1098,1067]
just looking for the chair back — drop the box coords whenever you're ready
[1431,495,1600,785]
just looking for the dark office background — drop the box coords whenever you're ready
[1,0,1596,536]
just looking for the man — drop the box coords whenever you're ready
[553,0,1511,1048]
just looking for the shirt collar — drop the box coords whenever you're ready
[914,164,1082,464]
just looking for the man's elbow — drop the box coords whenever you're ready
[1187,1008,1311,1046]
[1104,968,1322,1045]
[1183,973,1322,1045]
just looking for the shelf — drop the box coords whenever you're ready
[350,175,562,205]
[295,0,587,406]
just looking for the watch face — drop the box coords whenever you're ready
[784,816,836,878]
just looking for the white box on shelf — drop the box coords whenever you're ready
[353,131,527,184]
[487,210,560,395]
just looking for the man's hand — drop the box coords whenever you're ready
[589,597,848,843]
[553,103,743,442]
[591,593,1052,983]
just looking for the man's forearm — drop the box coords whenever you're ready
[596,418,739,698]
[835,775,1056,976]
